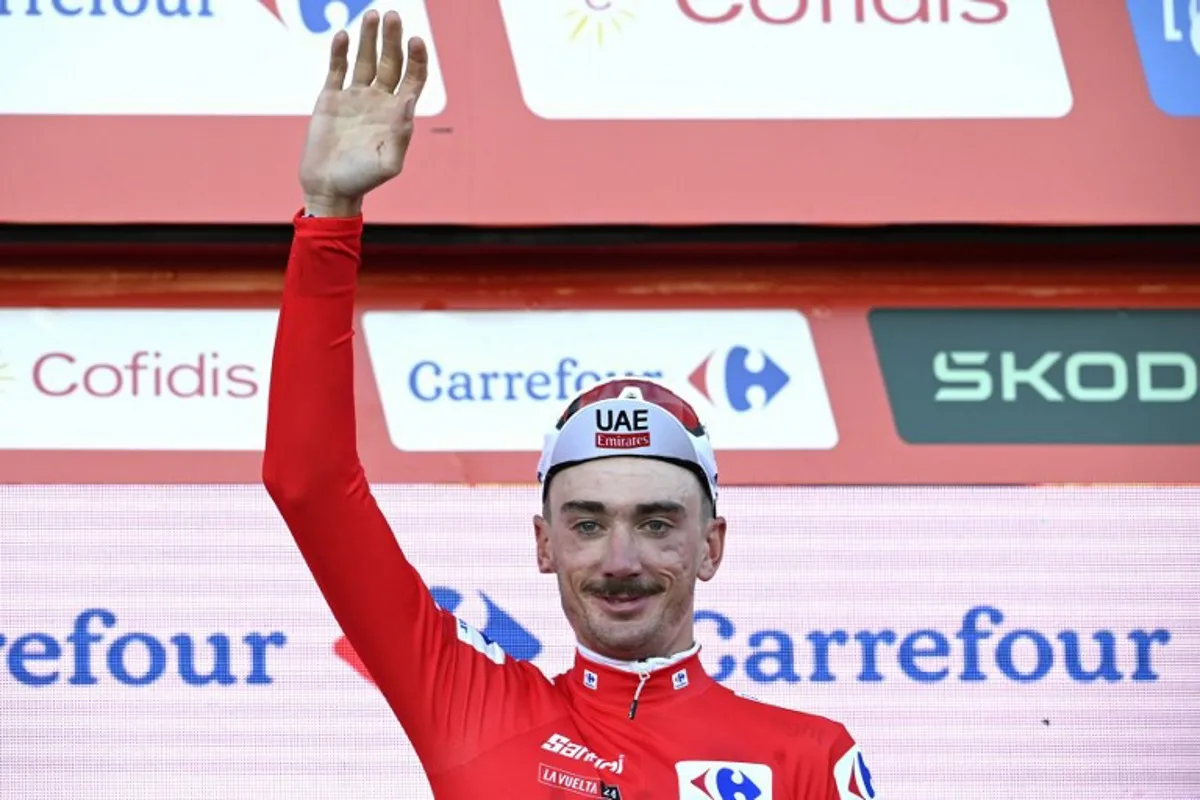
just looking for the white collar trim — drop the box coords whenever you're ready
[576,641,699,675]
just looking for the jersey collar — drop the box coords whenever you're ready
[565,642,714,718]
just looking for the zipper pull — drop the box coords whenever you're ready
[628,670,650,720]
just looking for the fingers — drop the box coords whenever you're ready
[398,36,429,103]
[324,30,350,91]
[350,10,380,86]
[373,11,405,93]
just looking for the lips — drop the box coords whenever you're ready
[593,592,654,617]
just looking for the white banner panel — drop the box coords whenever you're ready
[361,310,839,452]
[1,485,1196,799]
[0,0,447,116]
[0,309,278,450]
[498,0,1073,120]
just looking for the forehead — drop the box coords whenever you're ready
[547,457,703,512]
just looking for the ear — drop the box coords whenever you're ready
[533,514,554,574]
[696,515,727,582]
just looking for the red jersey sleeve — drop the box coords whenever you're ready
[261,212,545,775]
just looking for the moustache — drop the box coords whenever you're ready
[585,578,665,599]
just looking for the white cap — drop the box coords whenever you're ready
[536,378,719,507]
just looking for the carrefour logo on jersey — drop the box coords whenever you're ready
[360,310,839,452]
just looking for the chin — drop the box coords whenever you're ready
[589,620,658,657]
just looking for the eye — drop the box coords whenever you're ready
[573,520,602,536]
[643,519,673,536]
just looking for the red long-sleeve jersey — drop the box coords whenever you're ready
[262,212,877,800]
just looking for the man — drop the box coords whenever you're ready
[262,10,876,799]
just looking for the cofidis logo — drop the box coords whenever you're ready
[498,0,1073,120]
[0,0,446,115]
[0,309,276,451]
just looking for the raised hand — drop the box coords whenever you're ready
[299,10,428,217]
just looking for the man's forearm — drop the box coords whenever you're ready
[262,211,364,497]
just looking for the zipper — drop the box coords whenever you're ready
[628,669,650,720]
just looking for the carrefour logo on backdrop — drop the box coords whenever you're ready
[690,346,790,412]
[334,585,544,681]
[0,609,286,688]
[361,310,839,453]
[405,347,787,412]
[0,0,446,116]
[332,595,1174,692]
[3,599,1173,692]
[257,0,369,34]
[0,0,371,28]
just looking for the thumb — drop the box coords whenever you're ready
[378,110,415,176]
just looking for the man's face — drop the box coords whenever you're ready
[533,457,726,661]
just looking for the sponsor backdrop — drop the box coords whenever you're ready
[1,0,1198,223]
[2,484,1197,799]
[0,276,1197,798]
[0,294,1196,484]
[869,308,1200,445]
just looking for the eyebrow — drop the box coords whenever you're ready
[558,500,687,517]
[560,500,608,516]
[634,501,686,517]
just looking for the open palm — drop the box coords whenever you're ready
[299,10,428,214]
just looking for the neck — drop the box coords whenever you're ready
[565,638,711,720]
[576,640,700,673]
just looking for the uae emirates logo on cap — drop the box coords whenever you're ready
[594,407,651,450]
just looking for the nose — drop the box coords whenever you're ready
[599,525,640,578]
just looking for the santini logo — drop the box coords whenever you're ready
[542,733,626,774]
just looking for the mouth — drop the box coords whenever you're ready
[592,592,655,617]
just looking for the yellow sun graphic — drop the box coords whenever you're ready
[0,356,13,395]
[565,0,638,46]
